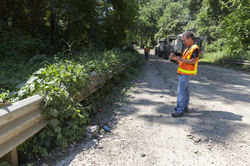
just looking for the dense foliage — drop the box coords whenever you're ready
[135,0,250,54]
[0,0,142,158]
[1,47,143,157]
[0,0,139,58]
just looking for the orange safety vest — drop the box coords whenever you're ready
[177,44,200,75]
[145,47,150,52]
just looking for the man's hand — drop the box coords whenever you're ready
[170,53,178,61]
[175,56,181,61]
[170,53,181,62]
[170,53,180,59]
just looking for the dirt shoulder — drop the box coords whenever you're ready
[34,49,250,166]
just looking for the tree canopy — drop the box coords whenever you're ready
[0,0,249,56]
[136,0,250,53]
[0,0,139,58]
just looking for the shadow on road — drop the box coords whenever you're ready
[126,49,250,145]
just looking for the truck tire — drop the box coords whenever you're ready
[157,47,160,55]
[155,47,158,55]
[158,51,163,57]
[163,46,171,60]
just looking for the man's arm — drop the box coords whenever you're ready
[172,56,197,64]
[179,58,197,64]
[170,49,198,64]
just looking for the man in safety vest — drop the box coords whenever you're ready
[170,31,200,118]
[144,46,150,61]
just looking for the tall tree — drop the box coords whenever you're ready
[219,0,250,53]
[157,2,189,36]
[102,0,139,49]
[137,0,170,46]
[1,0,140,57]
[185,0,230,41]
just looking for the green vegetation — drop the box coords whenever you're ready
[0,0,143,159]
[0,0,139,58]
[200,52,250,71]
[0,54,55,94]
[0,159,11,166]
[135,0,250,55]
[4,47,143,158]
[200,52,226,63]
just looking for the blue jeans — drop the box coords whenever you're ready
[145,52,148,60]
[176,74,192,113]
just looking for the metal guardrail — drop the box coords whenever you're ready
[224,59,250,66]
[0,95,45,165]
[0,63,129,165]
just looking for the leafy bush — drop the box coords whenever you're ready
[1,48,143,158]
[0,159,11,166]
[0,28,44,60]
[0,54,55,94]
[205,40,224,53]
[0,90,10,103]
[118,42,138,53]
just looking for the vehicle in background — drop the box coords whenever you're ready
[159,34,207,61]
[157,38,168,57]
[155,38,163,56]
[167,34,207,62]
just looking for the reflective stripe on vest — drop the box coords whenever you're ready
[177,44,199,75]
[178,68,197,74]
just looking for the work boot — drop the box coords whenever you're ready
[175,107,188,113]
[171,112,184,118]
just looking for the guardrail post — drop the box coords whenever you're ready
[2,148,18,166]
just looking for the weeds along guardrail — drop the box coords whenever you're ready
[0,63,129,165]
[224,59,250,66]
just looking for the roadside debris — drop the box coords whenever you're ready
[86,125,99,133]
[85,125,99,139]
[103,126,110,132]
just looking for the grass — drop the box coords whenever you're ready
[199,51,250,72]
[199,51,225,63]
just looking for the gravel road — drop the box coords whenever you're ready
[50,49,250,166]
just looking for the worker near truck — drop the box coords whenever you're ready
[144,46,150,61]
[170,31,200,118]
